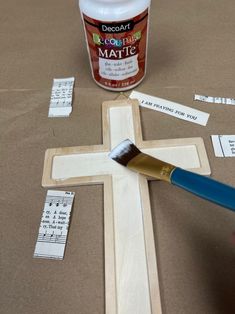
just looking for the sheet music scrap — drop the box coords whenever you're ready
[48,77,75,117]
[34,190,75,260]
[211,135,235,157]
[194,94,235,105]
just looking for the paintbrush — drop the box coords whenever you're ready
[109,139,235,212]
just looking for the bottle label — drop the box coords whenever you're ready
[82,9,149,90]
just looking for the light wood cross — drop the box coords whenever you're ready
[42,99,211,314]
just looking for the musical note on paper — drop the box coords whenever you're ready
[37,233,67,244]
[34,190,75,260]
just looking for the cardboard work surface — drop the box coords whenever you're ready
[1,1,235,313]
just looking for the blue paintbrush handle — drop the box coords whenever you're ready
[170,168,235,212]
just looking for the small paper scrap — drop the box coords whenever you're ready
[211,135,235,157]
[194,94,235,105]
[130,91,209,126]
[34,190,75,260]
[48,77,75,117]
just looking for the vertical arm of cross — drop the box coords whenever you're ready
[107,102,154,314]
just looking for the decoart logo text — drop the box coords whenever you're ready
[98,21,134,34]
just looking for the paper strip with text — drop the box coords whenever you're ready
[48,77,75,117]
[194,94,235,105]
[130,91,210,126]
[211,135,235,157]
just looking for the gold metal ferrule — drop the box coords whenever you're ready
[127,152,176,182]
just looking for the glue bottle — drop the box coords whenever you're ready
[79,0,151,91]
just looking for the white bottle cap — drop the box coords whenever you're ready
[79,0,151,21]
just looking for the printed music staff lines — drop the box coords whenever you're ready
[34,190,75,260]
[48,77,75,117]
[37,233,67,245]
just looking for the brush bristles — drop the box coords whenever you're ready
[109,139,141,166]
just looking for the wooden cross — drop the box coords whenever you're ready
[42,99,210,314]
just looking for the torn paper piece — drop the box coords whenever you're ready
[211,135,235,157]
[34,190,75,260]
[48,77,75,117]
[194,94,235,105]
[130,91,210,126]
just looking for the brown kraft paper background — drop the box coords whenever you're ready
[1,0,235,313]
